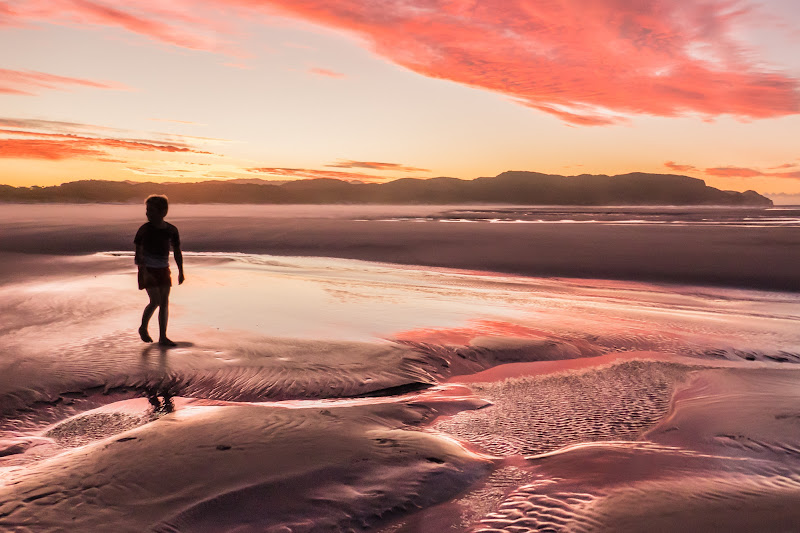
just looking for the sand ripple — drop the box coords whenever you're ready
[435,360,692,456]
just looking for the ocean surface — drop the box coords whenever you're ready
[0,204,799,531]
[353,205,800,227]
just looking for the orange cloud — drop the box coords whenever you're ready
[664,161,698,172]
[0,139,107,160]
[0,68,122,95]
[246,167,395,182]
[0,128,213,160]
[308,68,345,78]
[325,160,429,172]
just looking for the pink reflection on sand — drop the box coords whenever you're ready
[448,350,693,384]
[393,320,553,345]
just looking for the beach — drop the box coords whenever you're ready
[1,204,799,532]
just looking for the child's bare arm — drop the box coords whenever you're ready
[174,246,185,284]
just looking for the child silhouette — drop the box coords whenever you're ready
[135,195,185,346]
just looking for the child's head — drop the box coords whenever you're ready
[145,194,169,222]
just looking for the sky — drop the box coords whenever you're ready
[1,0,799,199]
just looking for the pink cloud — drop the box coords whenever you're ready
[247,167,394,182]
[661,159,800,180]
[0,68,123,95]
[703,165,800,179]
[308,68,345,78]
[325,160,429,172]
[6,1,799,124]
[527,104,621,127]
[4,0,232,52]
[0,3,20,26]
[239,0,799,124]
[774,170,800,180]
[67,0,223,50]
[704,166,766,178]
[664,161,698,172]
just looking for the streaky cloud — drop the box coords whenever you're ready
[325,160,430,172]
[0,128,214,160]
[664,161,698,172]
[148,118,204,125]
[0,68,123,95]
[308,68,346,78]
[705,166,764,178]
[246,167,394,182]
[8,0,231,52]
[704,166,800,179]
[664,161,800,180]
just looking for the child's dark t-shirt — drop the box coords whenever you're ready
[135,222,180,268]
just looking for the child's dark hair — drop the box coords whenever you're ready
[145,194,169,213]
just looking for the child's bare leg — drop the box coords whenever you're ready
[139,288,158,342]
[158,286,176,346]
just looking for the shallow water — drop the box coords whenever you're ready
[1,253,799,531]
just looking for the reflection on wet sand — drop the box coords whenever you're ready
[0,252,799,531]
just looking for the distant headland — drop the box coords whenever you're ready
[0,171,773,206]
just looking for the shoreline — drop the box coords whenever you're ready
[1,207,798,292]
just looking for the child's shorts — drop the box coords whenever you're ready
[138,267,172,290]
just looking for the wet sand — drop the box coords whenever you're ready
[0,249,799,531]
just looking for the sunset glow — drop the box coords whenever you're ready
[1,0,799,198]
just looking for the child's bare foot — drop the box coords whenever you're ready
[162,396,174,413]
[139,326,153,343]
[159,337,177,347]
[148,395,161,410]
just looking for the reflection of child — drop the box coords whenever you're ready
[135,195,185,346]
